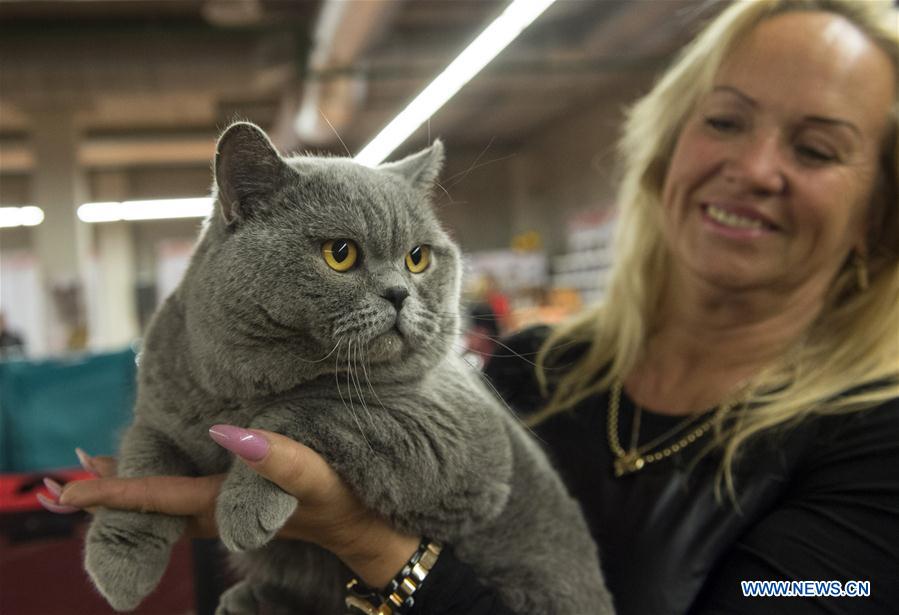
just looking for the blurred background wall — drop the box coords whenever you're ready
[0,0,721,359]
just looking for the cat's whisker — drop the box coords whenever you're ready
[454,349,546,444]
[295,338,343,363]
[445,153,517,190]
[433,180,453,204]
[364,170,464,210]
[350,341,376,431]
[360,339,389,415]
[320,110,352,158]
[456,315,508,322]
[334,338,353,420]
[346,338,353,403]
[448,324,580,370]
[433,309,499,323]
[443,137,494,189]
[346,339,374,452]
[453,328,547,369]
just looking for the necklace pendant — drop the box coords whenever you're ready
[614,451,645,477]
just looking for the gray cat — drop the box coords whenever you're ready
[84,122,614,615]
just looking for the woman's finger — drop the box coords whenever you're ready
[59,474,224,516]
[207,425,393,554]
[208,425,343,504]
[75,448,116,477]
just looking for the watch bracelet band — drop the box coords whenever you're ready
[345,539,443,615]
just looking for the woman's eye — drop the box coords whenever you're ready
[322,239,359,272]
[405,245,431,274]
[705,116,741,133]
[796,145,837,164]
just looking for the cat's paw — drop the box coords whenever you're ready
[85,517,175,611]
[216,486,297,552]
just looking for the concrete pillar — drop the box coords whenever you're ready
[30,111,91,354]
[92,222,139,349]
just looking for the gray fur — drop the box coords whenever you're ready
[84,122,614,614]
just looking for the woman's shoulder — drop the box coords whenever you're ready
[749,386,899,463]
[693,394,899,613]
[799,392,899,469]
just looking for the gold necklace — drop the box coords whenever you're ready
[607,380,724,477]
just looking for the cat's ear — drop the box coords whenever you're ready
[379,139,445,192]
[214,122,291,226]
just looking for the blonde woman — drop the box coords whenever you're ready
[52,0,899,613]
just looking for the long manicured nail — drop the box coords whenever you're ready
[75,447,98,475]
[43,477,63,498]
[36,493,80,514]
[209,425,269,462]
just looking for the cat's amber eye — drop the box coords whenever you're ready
[405,245,431,273]
[322,239,359,272]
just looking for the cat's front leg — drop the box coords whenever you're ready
[321,391,514,541]
[216,455,298,552]
[85,423,192,611]
[86,509,186,611]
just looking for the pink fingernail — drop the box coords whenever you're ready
[209,424,269,462]
[43,477,63,498]
[75,448,98,475]
[36,493,80,514]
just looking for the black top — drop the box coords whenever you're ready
[409,326,899,614]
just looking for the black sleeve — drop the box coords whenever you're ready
[407,547,516,615]
[689,399,899,614]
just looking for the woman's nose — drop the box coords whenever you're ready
[723,132,786,196]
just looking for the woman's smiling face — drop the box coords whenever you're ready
[660,11,895,298]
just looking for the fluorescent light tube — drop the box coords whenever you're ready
[78,198,214,223]
[77,202,125,223]
[0,206,45,228]
[354,0,557,167]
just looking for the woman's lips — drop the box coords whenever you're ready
[700,203,780,238]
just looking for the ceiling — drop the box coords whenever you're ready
[0,0,717,178]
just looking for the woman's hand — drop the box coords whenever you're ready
[52,427,420,588]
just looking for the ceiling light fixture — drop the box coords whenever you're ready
[353,0,558,167]
[78,198,214,223]
[0,206,45,228]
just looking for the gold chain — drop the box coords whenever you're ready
[607,380,724,477]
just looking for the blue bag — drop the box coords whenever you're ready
[0,348,136,472]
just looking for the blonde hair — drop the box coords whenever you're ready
[534,0,899,499]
